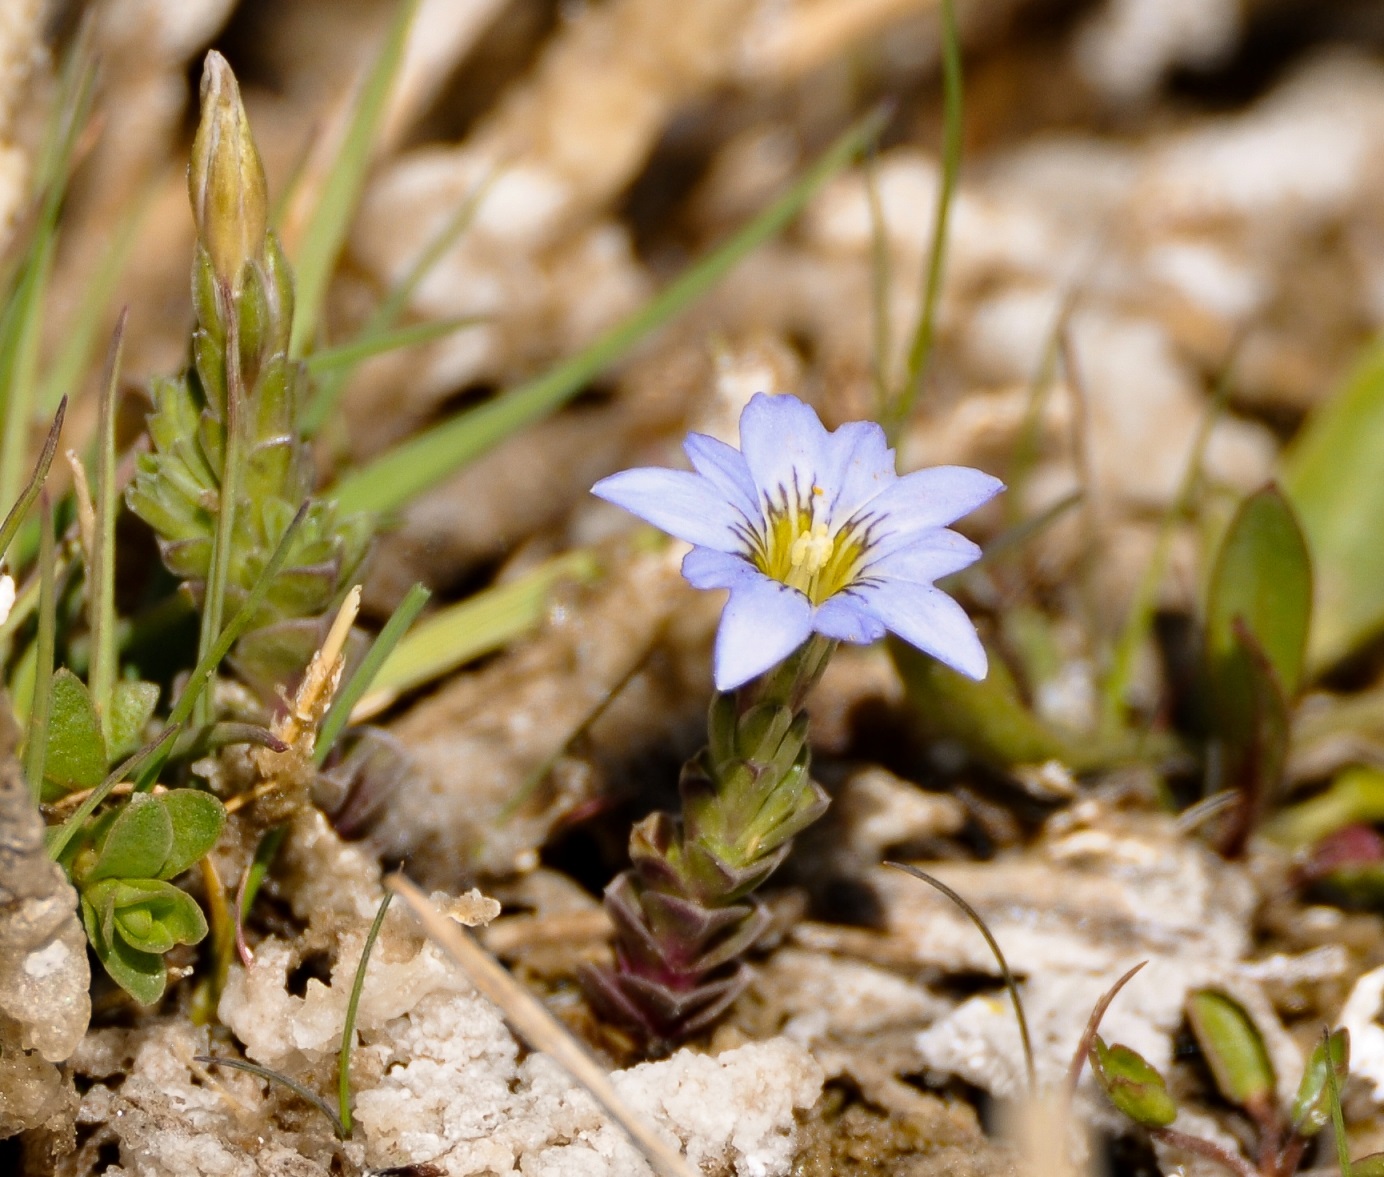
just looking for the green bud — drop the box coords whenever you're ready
[1186,989,1277,1116]
[1291,1028,1349,1136]
[188,51,268,292]
[1091,1036,1178,1128]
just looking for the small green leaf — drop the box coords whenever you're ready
[43,668,108,792]
[1292,1027,1349,1136]
[1186,989,1276,1113]
[1268,766,1384,850]
[83,794,174,883]
[106,680,160,761]
[891,637,1084,770]
[158,789,225,879]
[109,879,209,953]
[1354,1153,1384,1177]
[1285,341,1384,669]
[1090,1036,1178,1128]
[1206,485,1312,698]
[81,893,167,1005]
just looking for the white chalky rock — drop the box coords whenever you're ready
[1340,965,1384,1103]
[355,994,822,1176]
[1074,0,1241,103]
[220,914,821,1176]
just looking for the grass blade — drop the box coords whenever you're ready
[87,315,125,729]
[196,1056,345,1139]
[314,581,430,764]
[194,314,245,730]
[882,0,962,442]
[23,495,55,801]
[1100,356,1231,736]
[332,106,890,517]
[886,862,1036,1092]
[0,47,95,511]
[350,550,599,720]
[165,503,311,737]
[37,184,150,415]
[303,317,482,377]
[289,0,421,357]
[337,890,392,1136]
[0,396,65,567]
[302,170,493,435]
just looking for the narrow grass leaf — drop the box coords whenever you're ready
[338,890,392,1136]
[37,186,149,414]
[289,0,420,357]
[882,0,962,442]
[0,396,64,569]
[302,171,493,434]
[1292,1027,1349,1137]
[23,494,56,801]
[350,551,598,720]
[1102,369,1227,733]
[885,862,1036,1092]
[196,1056,345,1139]
[332,107,889,517]
[314,581,429,764]
[87,315,125,729]
[303,317,481,377]
[164,504,310,737]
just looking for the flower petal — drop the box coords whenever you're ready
[682,547,757,590]
[592,467,740,550]
[812,592,886,644]
[820,419,896,525]
[865,466,1004,532]
[713,574,813,690]
[684,432,759,519]
[738,393,828,506]
[864,528,982,583]
[855,579,988,679]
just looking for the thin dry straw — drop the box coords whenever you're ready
[385,872,699,1177]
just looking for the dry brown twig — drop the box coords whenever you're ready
[385,871,700,1177]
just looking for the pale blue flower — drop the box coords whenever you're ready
[593,393,1002,691]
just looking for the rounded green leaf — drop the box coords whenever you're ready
[83,794,173,883]
[1207,485,1311,697]
[1091,1036,1178,1128]
[107,680,160,761]
[1186,989,1276,1113]
[43,668,108,793]
[1354,1154,1384,1177]
[108,879,208,954]
[1291,1028,1349,1136]
[82,892,167,1005]
[157,789,225,879]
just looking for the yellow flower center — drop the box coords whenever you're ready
[750,485,868,605]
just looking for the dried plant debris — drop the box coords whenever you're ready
[0,706,89,1145]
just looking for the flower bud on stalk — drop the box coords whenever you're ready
[188,50,268,296]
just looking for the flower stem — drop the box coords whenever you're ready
[585,637,833,1045]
